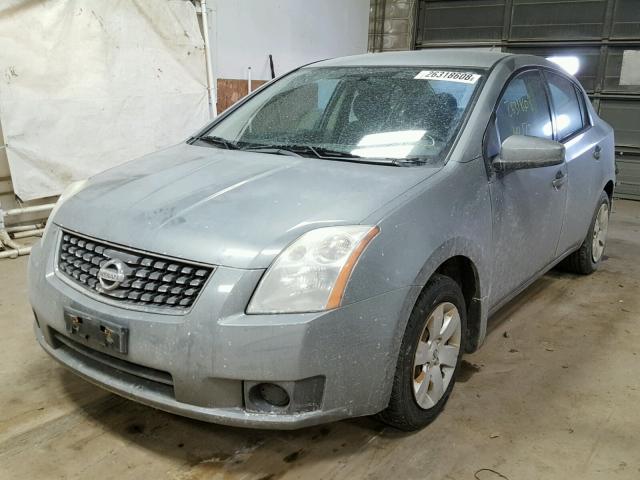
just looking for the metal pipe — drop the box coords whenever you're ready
[0,212,44,259]
[12,228,44,239]
[248,66,252,94]
[1,229,23,251]
[0,227,31,258]
[4,203,55,216]
[6,224,42,233]
[200,0,217,118]
[0,246,31,259]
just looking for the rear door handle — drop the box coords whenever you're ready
[552,170,567,190]
[593,145,601,160]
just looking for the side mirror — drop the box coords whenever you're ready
[493,135,565,171]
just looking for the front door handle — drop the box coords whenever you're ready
[593,145,601,160]
[552,170,567,190]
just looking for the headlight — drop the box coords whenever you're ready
[247,225,379,314]
[42,179,88,240]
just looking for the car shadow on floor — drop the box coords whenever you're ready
[58,368,411,478]
[55,269,588,478]
[485,269,577,336]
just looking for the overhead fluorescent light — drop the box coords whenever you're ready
[547,56,580,76]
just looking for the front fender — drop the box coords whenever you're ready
[344,157,493,350]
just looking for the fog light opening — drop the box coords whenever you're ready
[249,383,290,408]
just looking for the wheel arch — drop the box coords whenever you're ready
[433,256,483,352]
[604,179,614,203]
[411,239,490,353]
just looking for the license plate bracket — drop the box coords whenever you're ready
[63,311,128,354]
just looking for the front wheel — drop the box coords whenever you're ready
[561,191,610,275]
[378,274,466,431]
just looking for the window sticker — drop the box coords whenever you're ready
[414,70,481,84]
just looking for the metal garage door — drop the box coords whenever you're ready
[414,0,640,199]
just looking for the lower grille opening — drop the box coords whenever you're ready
[51,329,175,397]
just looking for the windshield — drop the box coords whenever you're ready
[200,66,484,166]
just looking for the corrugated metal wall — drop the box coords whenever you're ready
[369,0,418,52]
[390,0,640,199]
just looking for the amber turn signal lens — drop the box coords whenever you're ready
[326,226,380,309]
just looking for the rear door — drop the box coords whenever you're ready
[543,70,602,255]
[488,69,568,307]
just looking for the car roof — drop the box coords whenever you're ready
[309,49,513,69]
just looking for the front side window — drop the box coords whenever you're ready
[544,71,585,141]
[496,70,552,142]
[201,67,484,166]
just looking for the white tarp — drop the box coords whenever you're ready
[0,0,209,201]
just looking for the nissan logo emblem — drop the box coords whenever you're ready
[97,258,127,291]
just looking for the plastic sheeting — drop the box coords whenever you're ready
[0,0,209,201]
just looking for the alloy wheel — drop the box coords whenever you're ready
[412,302,461,409]
[591,203,609,263]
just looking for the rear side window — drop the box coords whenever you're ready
[496,70,552,142]
[544,71,585,141]
[574,85,590,126]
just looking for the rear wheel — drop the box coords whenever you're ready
[561,191,610,274]
[378,274,466,431]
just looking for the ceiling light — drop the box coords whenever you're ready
[547,56,580,76]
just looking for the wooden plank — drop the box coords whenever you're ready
[216,78,267,114]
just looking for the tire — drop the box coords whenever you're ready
[378,274,467,431]
[561,191,610,275]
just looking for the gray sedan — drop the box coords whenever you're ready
[29,50,615,430]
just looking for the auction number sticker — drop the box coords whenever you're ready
[414,70,481,84]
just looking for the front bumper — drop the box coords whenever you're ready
[29,227,416,429]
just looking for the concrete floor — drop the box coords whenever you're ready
[1,200,639,480]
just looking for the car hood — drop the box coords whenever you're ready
[56,143,440,269]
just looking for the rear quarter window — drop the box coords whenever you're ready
[544,71,585,141]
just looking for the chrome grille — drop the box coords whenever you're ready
[57,231,214,310]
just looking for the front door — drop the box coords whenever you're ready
[488,69,568,307]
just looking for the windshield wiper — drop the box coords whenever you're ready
[314,147,429,166]
[311,147,361,159]
[241,146,302,157]
[234,141,431,166]
[245,144,360,161]
[198,135,240,150]
[391,157,431,167]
